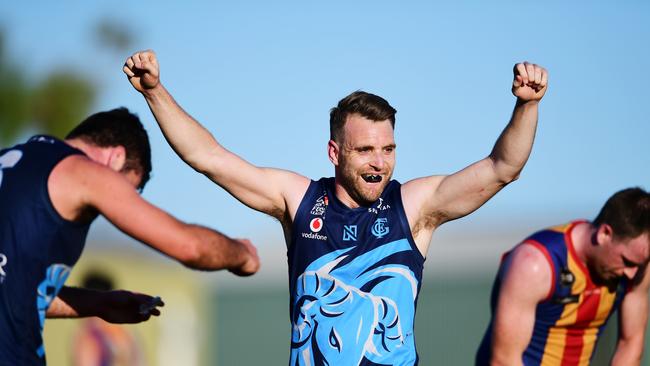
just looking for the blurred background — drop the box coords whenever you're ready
[1,1,649,364]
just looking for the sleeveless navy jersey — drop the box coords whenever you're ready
[476,221,626,366]
[288,177,425,366]
[0,135,90,365]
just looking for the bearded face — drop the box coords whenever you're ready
[588,227,650,286]
[329,114,395,208]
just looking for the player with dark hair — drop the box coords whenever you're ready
[476,187,650,366]
[124,50,547,365]
[0,107,259,365]
[65,107,153,191]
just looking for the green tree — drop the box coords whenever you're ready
[1,19,134,145]
[0,31,31,145]
[31,71,96,140]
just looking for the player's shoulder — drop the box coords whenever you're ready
[504,242,553,285]
[500,243,555,301]
[402,175,444,190]
[53,154,104,175]
[50,154,127,192]
[511,243,553,266]
[400,175,445,203]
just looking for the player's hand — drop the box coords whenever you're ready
[123,50,160,93]
[512,62,548,102]
[97,290,164,324]
[229,238,260,277]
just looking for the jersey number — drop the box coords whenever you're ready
[0,150,22,283]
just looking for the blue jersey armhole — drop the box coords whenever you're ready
[393,182,425,265]
[35,138,89,229]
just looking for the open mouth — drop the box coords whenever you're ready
[362,174,382,183]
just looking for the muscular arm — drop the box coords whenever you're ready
[490,243,552,366]
[611,267,650,366]
[50,155,259,274]
[403,63,547,252]
[123,50,309,221]
[47,286,162,323]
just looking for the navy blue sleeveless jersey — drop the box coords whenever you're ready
[288,177,425,366]
[0,135,90,365]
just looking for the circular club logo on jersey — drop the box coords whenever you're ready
[309,218,324,233]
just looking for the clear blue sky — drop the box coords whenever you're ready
[1,1,649,248]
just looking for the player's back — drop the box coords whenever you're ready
[0,136,90,365]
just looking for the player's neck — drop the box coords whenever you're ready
[333,181,360,209]
[571,221,595,266]
[64,139,113,167]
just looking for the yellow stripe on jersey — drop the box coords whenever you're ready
[540,327,567,365]
[541,234,586,364]
[549,223,573,234]
[579,286,617,361]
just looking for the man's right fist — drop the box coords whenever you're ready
[123,50,160,93]
[512,62,548,102]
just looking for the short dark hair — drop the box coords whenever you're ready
[593,187,650,240]
[329,91,397,142]
[66,107,152,190]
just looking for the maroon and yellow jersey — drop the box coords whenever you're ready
[476,221,626,366]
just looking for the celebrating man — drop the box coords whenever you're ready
[124,50,547,365]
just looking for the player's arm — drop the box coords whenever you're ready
[611,266,650,366]
[47,286,163,324]
[123,50,309,220]
[403,63,547,232]
[50,155,259,274]
[490,243,552,366]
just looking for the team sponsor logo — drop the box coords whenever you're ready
[310,218,323,233]
[310,194,328,216]
[343,225,357,241]
[371,218,390,239]
[559,267,575,287]
[301,232,328,241]
[302,217,327,241]
[584,288,602,296]
[368,197,391,214]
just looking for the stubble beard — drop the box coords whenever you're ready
[587,262,619,289]
[339,166,391,207]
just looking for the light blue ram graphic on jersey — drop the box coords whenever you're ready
[291,239,418,365]
[36,264,71,357]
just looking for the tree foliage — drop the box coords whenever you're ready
[1,19,133,145]
[0,31,31,144]
[32,72,96,140]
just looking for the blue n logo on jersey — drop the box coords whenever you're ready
[343,225,357,241]
[371,218,390,239]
